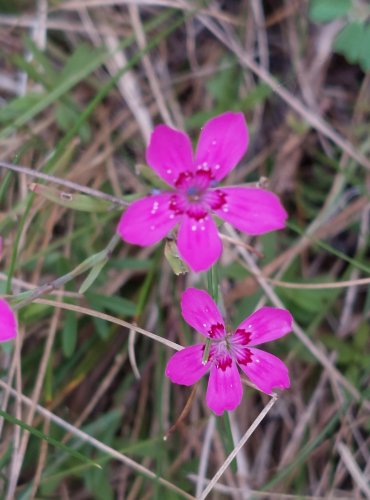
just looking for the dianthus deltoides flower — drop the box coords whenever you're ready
[0,298,17,342]
[117,112,287,272]
[166,288,292,415]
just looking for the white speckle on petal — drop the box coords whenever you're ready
[202,162,208,167]
[255,359,260,363]
[169,214,175,219]
[223,206,229,213]
[203,323,207,328]
[214,164,220,170]
[191,225,197,231]
[150,225,155,230]
[151,201,159,214]
[166,169,172,174]
[212,140,217,146]
[200,226,205,231]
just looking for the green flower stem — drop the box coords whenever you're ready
[207,264,219,302]
[10,233,121,311]
[202,264,220,364]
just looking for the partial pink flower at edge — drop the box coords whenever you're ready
[117,112,287,272]
[0,298,17,343]
[165,288,292,416]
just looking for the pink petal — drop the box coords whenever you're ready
[206,359,243,415]
[236,307,292,347]
[0,299,17,342]
[239,348,290,394]
[146,125,194,187]
[211,187,287,235]
[181,288,225,338]
[195,112,248,181]
[165,344,210,385]
[177,215,222,272]
[117,193,180,246]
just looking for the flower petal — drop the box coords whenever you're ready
[165,344,210,385]
[177,215,222,272]
[117,193,180,246]
[0,299,17,342]
[146,125,194,187]
[239,348,290,394]
[211,187,287,235]
[181,288,225,338]
[195,112,248,181]
[236,307,292,347]
[206,359,243,415]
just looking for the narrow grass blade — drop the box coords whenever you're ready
[0,409,101,469]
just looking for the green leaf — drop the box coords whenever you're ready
[86,292,136,317]
[309,0,352,22]
[353,322,369,350]
[23,36,57,82]
[334,22,365,62]
[334,21,370,71]
[108,258,152,271]
[84,467,114,500]
[29,183,112,212]
[239,82,272,110]
[0,93,43,124]
[62,311,78,358]
[59,44,104,83]
[359,24,370,70]
[55,103,91,143]
[20,302,53,322]
[207,59,241,107]
[92,317,109,340]
[79,258,109,294]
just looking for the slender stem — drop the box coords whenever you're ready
[207,264,219,302]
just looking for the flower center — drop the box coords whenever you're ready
[168,169,213,220]
[168,168,228,221]
[175,169,212,195]
[208,328,252,369]
[186,186,202,202]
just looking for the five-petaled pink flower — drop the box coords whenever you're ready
[166,288,292,415]
[0,298,17,342]
[117,112,287,272]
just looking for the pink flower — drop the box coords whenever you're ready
[0,298,17,342]
[165,288,292,415]
[117,112,287,272]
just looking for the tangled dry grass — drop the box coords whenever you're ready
[0,1,369,499]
